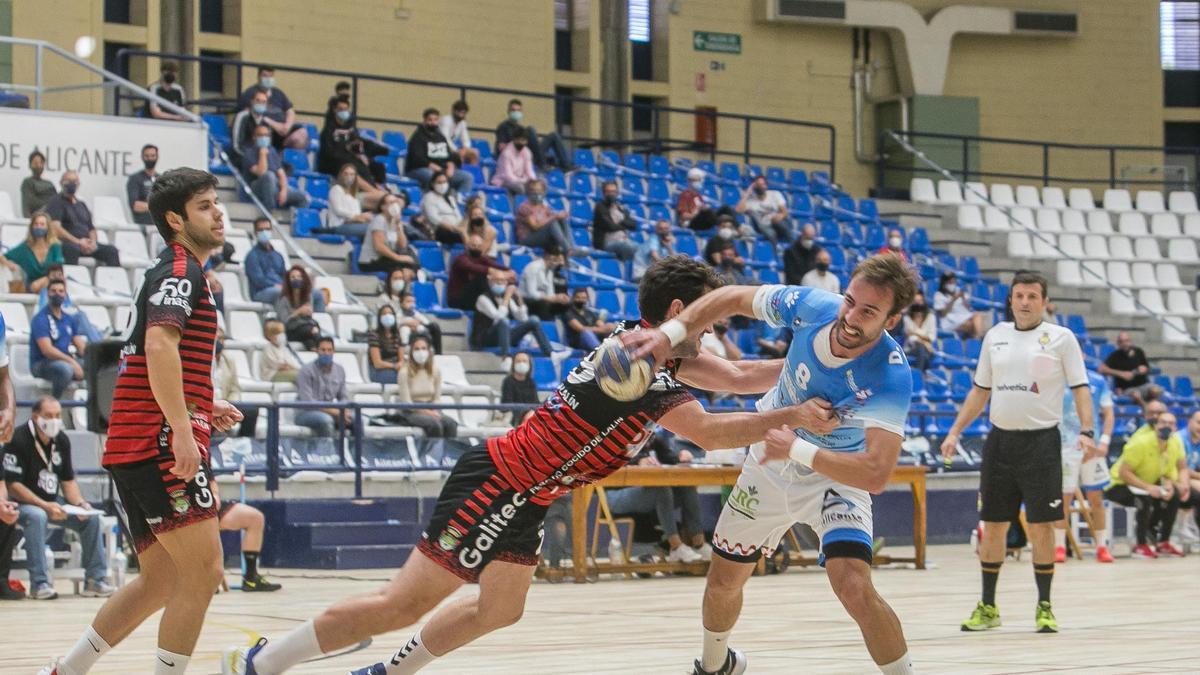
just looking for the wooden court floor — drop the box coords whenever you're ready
[1,544,1197,674]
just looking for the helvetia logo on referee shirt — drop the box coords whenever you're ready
[995,382,1039,393]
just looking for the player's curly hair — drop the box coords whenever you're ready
[850,254,919,315]
[637,255,723,325]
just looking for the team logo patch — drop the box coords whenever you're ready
[438,525,464,552]
[148,278,194,315]
[169,489,190,514]
[821,489,865,525]
[727,485,760,520]
[2,454,18,473]
[1038,332,1050,350]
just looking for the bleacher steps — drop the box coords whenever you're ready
[256,498,427,570]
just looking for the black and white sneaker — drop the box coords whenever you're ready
[691,648,747,675]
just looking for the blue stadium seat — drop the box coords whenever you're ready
[858,199,879,221]
[758,268,781,284]
[960,256,981,281]
[647,155,670,177]
[569,198,593,226]
[720,186,740,208]
[545,169,567,195]
[936,339,967,368]
[417,248,446,275]
[508,252,533,275]
[863,223,885,250]
[648,203,673,224]
[646,178,671,205]
[696,160,716,175]
[599,150,621,169]
[1065,315,1089,340]
[569,173,594,198]
[816,221,841,246]
[841,222,864,247]
[675,232,699,257]
[925,376,951,403]
[701,183,721,203]
[411,282,440,310]
[622,178,646,200]
[788,169,809,192]
[293,208,322,238]
[765,166,787,188]
[382,131,407,154]
[541,321,562,344]
[203,114,231,146]
[752,241,776,265]
[623,153,647,174]
[810,171,832,195]
[573,148,596,172]
[1155,375,1175,402]
[485,191,513,219]
[718,162,741,184]
[471,139,493,163]
[826,246,846,270]
[1098,343,1116,362]
[1174,377,1196,405]
[744,164,763,182]
[950,370,974,401]
[596,258,624,280]
[965,338,982,364]
[790,192,813,218]
[624,290,639,317]
[908,227,930,253]
[910,370,928,399]
[462,164,486,190]
[532,357,559,391]
[595,290,621,315]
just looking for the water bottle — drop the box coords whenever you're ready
[607,536,624,563]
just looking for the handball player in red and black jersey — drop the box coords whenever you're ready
[43,169,243,675]
[227,256,838,675]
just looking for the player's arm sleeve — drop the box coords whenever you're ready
[751,284,828,329]
[1061,334,1088,388]
[972,331,993,389]
[855,363,913,438]
[145,263,206,332]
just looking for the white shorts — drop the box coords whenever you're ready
[1061,447,1110,494]
[711,443,873,564]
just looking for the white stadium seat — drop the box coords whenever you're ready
[1035,208,1062,232]
[93,267,133,300]
[0,192,22,224]
[1068,188,1096,210]
[1166,290,1198,317]
[1150,213,1181,238]
[91,195,137,229]
[1,224,26,249]
[113,231,152,266]
[1137,289,1167,314]
[1061,209,1087,233]
[1086,210,1113,234]
[1168,191,1198,214]
[1007,232,1033,258]
[1160,316,1192,344]
[78,305,112,334]
[1156,263,1186,289]
[1010,207,1035,230]
[989,183,1016,207]
[964,181,989,205]
[1108,235,1135,260]
[1031,234,1059,258]
[937,180,964,204]
[1135,190,1165,213]
[215,271,259,311]
[313,312,336,337]
[1080,260,1107,287]
[1133,237,1162,261]
[957,205,983,230]
[1184,214,1200,238]
[1109,289,1141,315]
[1117,212,1148,237]
[228,310,267,346]
[983,207,1011,231]
[337,314,368,342]
[1167,238,1199,264]
[225,349,272,393]
[1103,189,1132,212]
[1105,261,1133,287]
[1058,233,1084,259]
[1083,235,1110,260]
[910,178,937,203]
[1015,185,1041,207]
[1057,260,1083,286]
[1041,187,1067,209]
[1130,262,1158,288]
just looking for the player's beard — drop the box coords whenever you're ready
[834,318,877,350]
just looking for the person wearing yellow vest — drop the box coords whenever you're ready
[1104,412,1190,558]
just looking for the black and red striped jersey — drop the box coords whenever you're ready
[102,242,218,467]
[487,321,694,504]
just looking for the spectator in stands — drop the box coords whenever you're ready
[633,220,674,281]
[711,240,752,287]
[0,480,20,600]
[515,179,573,254]
[235,66,308,150]
[318,94,390,187]
[737,175,792,243]
[45,172,120,267]
[260,319,301,383]
[520,244,570,320]
[903,292,937,372]
[756,325,793,359]
[30,279,86,398]
[491,127,537,195]
[420,172,468,245]
[367,305,406,385]
[440,100,479,166]
[703,216,744,264]
[592,180,638,261]
[605,433,710,564]
[395,335,457,438]
[213,329,258,437]
[245,217,324,307]
[447,233,512,311]
[4,395,112,599]
[494,98,572,171]
[359,194,420,276]
[406,108,473,194]
[326,163,374,238]
[700,320,742,361]
[1178,410,1200,532]
[395,290,443,354]
[125,144,159,227]
[500,352,539,426]
[147,61,188,121]
[275,265,326,350]
[1104,411,1188,558]
[295,337,352,438]
[34,265,102,343]
[211,481,282,592]
[243,123,309,211]
[1129,400,1168,444]
[676,168,734,231]
[934,271,983,339]
[471,268,553,368]
[1100,332,1162,405]
[20,150,57,218]
[877,228,909,262]
[464,198,498,255]
[564,288,616,351]
[4,213,62,293]
[325,80,352,123]
[800,248,840,293]
[783,223,821,285]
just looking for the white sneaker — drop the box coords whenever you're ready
[31,583,58,600]
[694,543,714,562]
[36,658,64,675]
[667,544,703,563]
[80,579,115,597]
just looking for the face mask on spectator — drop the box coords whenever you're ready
[260,76,275,89]
[272,333,287,347]
[387,203,402,218]
[433,182,449,195]
[468,248,482,258]
[36,416,62,439]
[514,143,527,152]
[289,277,303,289]
[252,103,268,115]
[144,159,157,171]
[256,230,272,245]
[889,236,902,248]
[48,294,65,308]
[718,227,733,239]
[514,361,530,375]
[910,302,926,313]
[162,72,176,84]
[604,193,617,204]
[469,217,485,228]
[317,353,333,367]
[815,262,829,273]
[688,179,703,189]
[256,136,271,149]
[63,182,78,195]
[800,238,813,249]
[1158,426,1173,441]
[944,283,958,294]
[341,174,356,188]
[380,314,396,329]
[528,193,544,204]
[411,349,430,365]
[336,109,351,123]
[509,110,523,123]
[573,299,586,309]
[753,185,766,196]
[490,283,507,296]
[390,279,406,293]
[32,226,48,239]
[31,166,43,178]
[425,121,439,132]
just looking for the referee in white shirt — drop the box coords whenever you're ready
[940,271,1094,635]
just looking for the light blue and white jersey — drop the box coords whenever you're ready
[752,285,912,455]
[1060,370,1112,450]
[0,311,8,369]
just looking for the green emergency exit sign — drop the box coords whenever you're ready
[693,31,741,55]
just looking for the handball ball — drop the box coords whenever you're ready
[593,338,654,402]
[74,36,97,59]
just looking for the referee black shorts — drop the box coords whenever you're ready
[979,426,1063,524]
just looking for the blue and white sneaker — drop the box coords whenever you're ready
[222,637,268,675]
[348,664,387,675]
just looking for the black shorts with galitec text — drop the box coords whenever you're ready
[417,448,548,583]
[109,457,218,554]
[979,426,1063,524]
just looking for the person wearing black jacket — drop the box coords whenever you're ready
[500,352,540,426]
[405,108,474,194]
[604,431,712,564]
[494,98,573,172]
[318,95,389,186]
[592,180,638,261]
[782,222,822,286]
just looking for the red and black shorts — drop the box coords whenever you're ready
[109,456,218,555]
[417,447,548,583]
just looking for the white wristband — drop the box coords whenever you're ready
[659,319,688,347]
[1099,434,1110,445]
[788,437,819,468]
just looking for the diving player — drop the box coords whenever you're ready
[625,254,919,675]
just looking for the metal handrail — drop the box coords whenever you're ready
[113,49,837,178]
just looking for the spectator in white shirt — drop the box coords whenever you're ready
[633,220,674,280]
[799,248,840,293]
[420,172,467,245]
[326,163,372,238]
[519,244,570,320]
[439,100,479,166]
[902,292,937,372]
[736,175,792,243]
[934,271,984,339]
[470,268,553,367]
[259,319,301,383]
